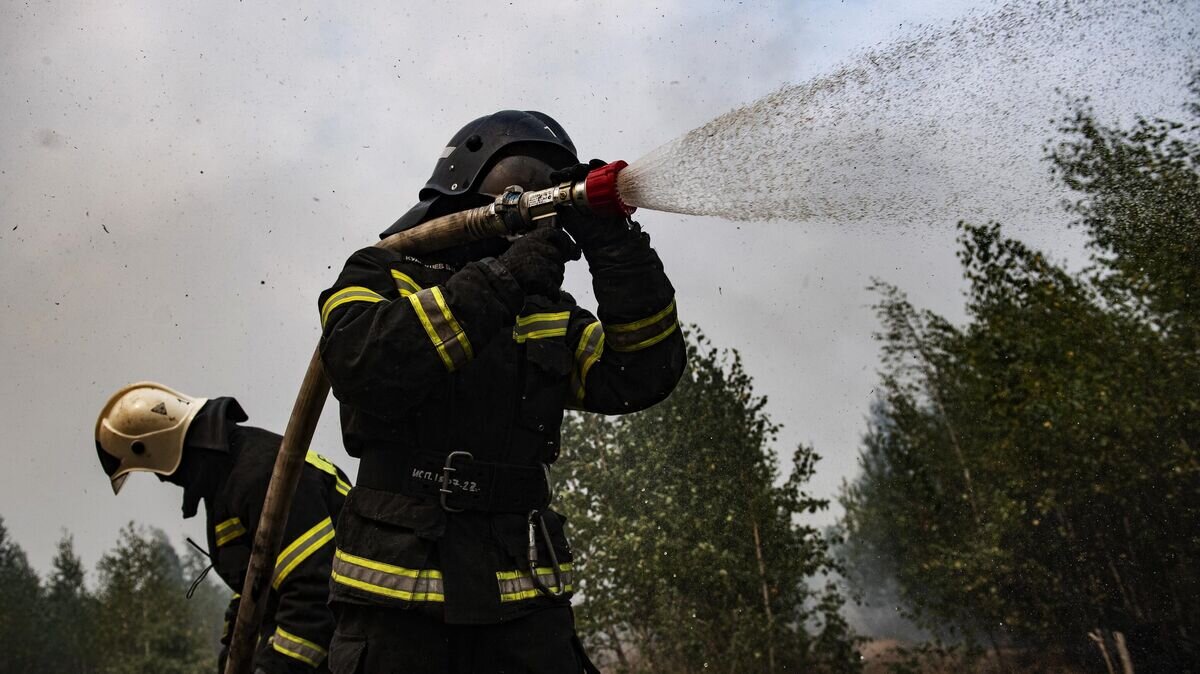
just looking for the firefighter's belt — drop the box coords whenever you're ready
[358,449,551,514]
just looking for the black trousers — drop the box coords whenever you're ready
[328,605,599,674]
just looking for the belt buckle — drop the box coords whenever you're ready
[439,451,474,513]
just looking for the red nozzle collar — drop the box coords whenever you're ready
[584,160,635,217]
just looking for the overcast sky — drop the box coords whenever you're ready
[1,0,1195,574]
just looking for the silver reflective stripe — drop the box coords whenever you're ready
[272,516,335,589]
[331,549,445,602]
[496,563,575,602]
[391,269,422,297]
[513,311,570,343]
[305,450,352,496]
[570,320,606,402]
[270,627,327,667]
[320,286,386,327]
[439,146,455,159]
[604,299,679,352]
[215,517,246,547]
[407,288,474,371]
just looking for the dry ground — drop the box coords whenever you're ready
[861,639,1091,674]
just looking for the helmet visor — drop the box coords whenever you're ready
[110,473,130,495]
[476,155,557,198]
[96,442,130,494]
[96,441,121,477]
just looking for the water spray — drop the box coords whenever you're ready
[227,0,1197,666]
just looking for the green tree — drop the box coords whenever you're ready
[0,517,47,674]
[841,79,1200,670]
[181,542,233,664]
[1050,74,1200,345]
[559,329,859,673]
[93,524,216,674]
[45,533,97,674]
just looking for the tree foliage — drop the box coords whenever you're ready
[0,518,47,674]
[45,534,97,674]
[559,329,860,673]
[0,520,226,674]
[95,525,220,674]
[841,81,1200,670]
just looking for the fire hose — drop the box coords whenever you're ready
[223,161,634,674]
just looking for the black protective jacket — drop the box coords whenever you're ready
[196,412,350,673]
[318,221,685,625]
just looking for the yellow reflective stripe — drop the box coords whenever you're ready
[320,286,385,327]
[516,311,571,327]
[581,341,605,380]
[604,299,679,352]
[515,327,569,342]
[496,563,575,603]
[270,626,327,667]
[305,450,353,496]
[272,517,335,589]
[514,311,571,343]
[571,321,606,402]
[334,549,443,578]
[499,584,578,603]
[331,570,445,602]
[407,292,456,371]
[215,518,246,546]
[578,322,605,381]
[407,288,472,372]
[390,270,422,297]
[304,450,338,476]
[607,299,676,333]
[215,517,242,534]
[331,549,445,602]
[615,321,678,352]
[494,563,573,581]
[431,287,474,359]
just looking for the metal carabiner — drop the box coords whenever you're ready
[542,463,556,507]
[439,451,473,513]
[526,509,565,597]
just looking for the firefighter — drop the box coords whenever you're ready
[95,381,350,674]
[317,110,686,673]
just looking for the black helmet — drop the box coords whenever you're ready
[382,110,579,238]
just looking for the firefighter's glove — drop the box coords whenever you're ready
[498,226,580,298]
[548,158,607,185]
[551,159,635,252]
[558,208,634,252]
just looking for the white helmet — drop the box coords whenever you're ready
[95,381,208,494]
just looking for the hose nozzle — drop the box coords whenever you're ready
[500,161,635,234]
[380,161,635,254]
[578,160,636,218]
